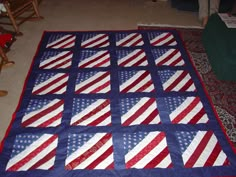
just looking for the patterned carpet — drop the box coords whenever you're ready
[139,26,236,144]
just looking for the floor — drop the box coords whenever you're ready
[0,0,200,142]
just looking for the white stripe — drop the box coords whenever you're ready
[116,33,137,46]
[156,49,175,64]
[32,73,66,93]
[22,99,62,122]
[120,71,146,91]
[79,51,110,67]
[41,56,72,69]
[213,150,227,166]
[94,153,113,169]
[27,105,63,127]
[37,156,55,170]
[18,137,58,171]
[182,131,205,165]
[186,82,196,92]
[163,52,182,66]
[131,102,160,125]
[122,97,151,121]
[75,72,107,91]
[70,99,107,125]
[123,35,143,47]
[170,97,195,122]
[128,74,152,93]
[48,118,61,127]
[96,116,111,126]
[52,36,75,49]
[163,70,182,90]
[132,137,167,168]
[156,154,172,168]
[66,133,107,165]
[157,35,174,46]
[86,55,110,68]
[47,35,73,48]
[79,75,110,93]
[150,33,167,44]
[179,101,208,124]
[74,138,112,169]
[125,132,159,162]
[75,105,110,126]
[6,134,54,170]
[85,36,108,48]
[40,51,72,67]
[36,77,68,95]
[193,133,217,167]
[118,49,140,65]
[81,34,105,46]
[120,52,146,67]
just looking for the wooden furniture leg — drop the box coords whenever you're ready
[0,46,14,72]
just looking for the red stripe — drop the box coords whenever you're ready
[93,39,109,48]
[90,80,110,93]
[204,142,222,166]
[85,146,113,169]
[122,98,155,126]
[58,39,75,49]
[33,74,68,95]
[179,78,194,92]
[72,100,110,125]
[88,111,111,126]
[126,132,165,168]
[65,134,111,170]
[172,97,200,124]
[121,71,149,93]
[38,111,63,127]
[22,100,64,127]
[47,81,68,94]
[141,109,159,125]
[29,148,56,170]
[157,49,179,66]
[81,34,107,48]
[7,135,58,171]
[48,35,74,48]
[136,80,154,92]
[40,52,72,69]
[188,108,206,124]
[119,50,144,66]
[118,33,140,46]
[184,131,213,168]
[50,58,72,69]
[106,162,114,169]
[165,71,188,91]
[132,55,147,66]
[152,33,171,46]
[169,56,183,66]
[79,51,109,68]
[144,147,170,168]
[164,37,176,46]
[75,72,109,93]
[94,57,110,67]
[131,37,143,46]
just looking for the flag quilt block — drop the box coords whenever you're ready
[78,50,111,68]
[152,48,185,66]
[39,51,73,69]
[117,49,148,67]
[0,30,235,177]
[21,98,64,127]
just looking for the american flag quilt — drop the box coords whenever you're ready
[0,30,235,177]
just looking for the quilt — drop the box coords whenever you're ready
[0,30,235,177]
